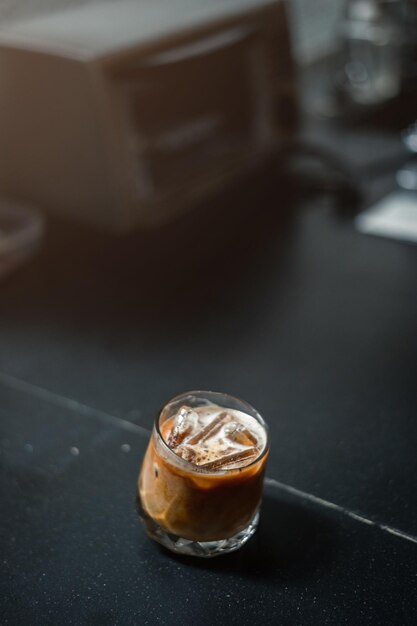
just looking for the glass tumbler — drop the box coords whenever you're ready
[137,390,269,558]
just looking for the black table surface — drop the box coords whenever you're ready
[1,116,417,624]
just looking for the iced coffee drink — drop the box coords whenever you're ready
[138,391,269,557]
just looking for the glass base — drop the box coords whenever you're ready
[139,508,260,558]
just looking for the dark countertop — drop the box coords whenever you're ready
[1,114,417,624]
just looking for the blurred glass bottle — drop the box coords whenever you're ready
[336,0,402,106]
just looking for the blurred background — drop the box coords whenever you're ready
[2,0,417,237]
[0,0,345,63]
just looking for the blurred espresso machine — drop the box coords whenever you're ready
[0,0,297,231]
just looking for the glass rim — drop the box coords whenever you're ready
[154,390,270,476]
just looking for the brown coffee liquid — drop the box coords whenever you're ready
[138,403,268,542]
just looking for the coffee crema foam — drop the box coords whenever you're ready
[163,403,266,470]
